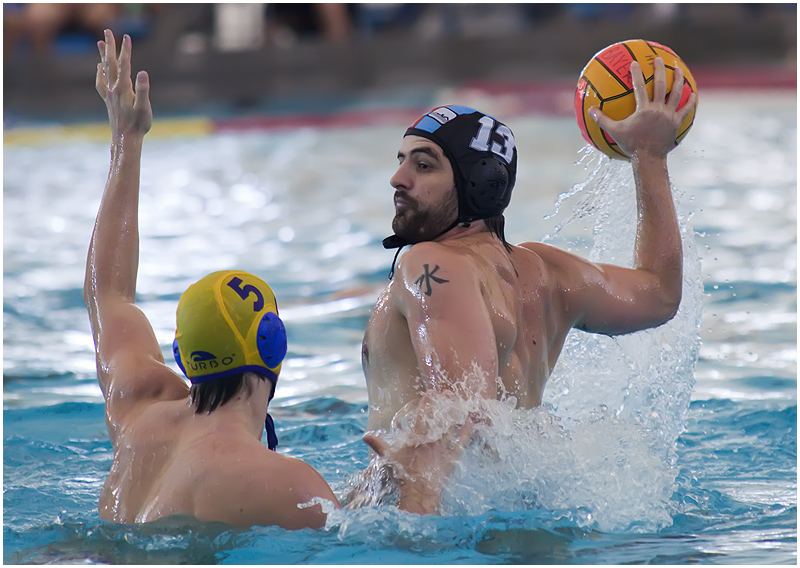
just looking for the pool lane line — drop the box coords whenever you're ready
[3,118,215,147]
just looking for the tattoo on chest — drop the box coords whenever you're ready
[414,264,449,296]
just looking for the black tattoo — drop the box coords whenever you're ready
[414,264,449,296]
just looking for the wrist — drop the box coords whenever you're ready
[629,151,668,167]
[110,132,146,147]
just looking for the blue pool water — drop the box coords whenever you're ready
[3,91,796,563]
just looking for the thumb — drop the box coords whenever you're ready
[133,71,150,109]
[363,432,389,457]
[588,106,612,130]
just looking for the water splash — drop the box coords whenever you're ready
[543,148,702,449]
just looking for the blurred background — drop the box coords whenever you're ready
[3,8,796,562]
[3,2,797,126]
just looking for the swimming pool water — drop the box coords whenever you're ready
[3,91,796,564]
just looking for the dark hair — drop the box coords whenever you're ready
[485,215,512,252]
[190,372,272,414]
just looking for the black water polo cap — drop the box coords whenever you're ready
[404,105,518,224]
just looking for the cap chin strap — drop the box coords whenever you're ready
[382,217,469,280]
[265,414,279,451]
[265,384,278,451]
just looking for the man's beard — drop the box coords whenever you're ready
[391,191,458,244]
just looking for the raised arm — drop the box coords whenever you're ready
[542,57,696,336]
[84,31,185,415]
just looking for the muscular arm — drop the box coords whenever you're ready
[84,31,186,423]
[397,243,498,399]
[538,57,695,336]
[369,243,495,514]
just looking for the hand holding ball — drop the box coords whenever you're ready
[575,39,698,159]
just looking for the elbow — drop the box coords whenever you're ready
[649,264,682,326]
[655,288,682,326]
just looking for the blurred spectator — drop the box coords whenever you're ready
[20,3,121,57]
[521,4,564,26]
[4,3,155,61]
[566,3,636,22]
[266,3,354,47]
[4,4,26,61]
[355,4,424,37]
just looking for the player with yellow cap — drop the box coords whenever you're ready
[173,270,287,450]
[84,31,339,529]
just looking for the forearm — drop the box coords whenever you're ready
[631,153,682,308]
[84,135,145,308]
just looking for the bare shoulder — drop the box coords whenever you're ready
[106,352,189,433]
[399,241,475,272]
[94,298,189,410]
[394,242,480,309]
[517,241,569,264]
[200,444,339,529]
[396,242,477,289]
[516,241,593,278]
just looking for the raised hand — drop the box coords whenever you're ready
[589,57,696,160]
[96,30,152,140]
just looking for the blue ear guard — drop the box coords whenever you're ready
[257,312,287,372]
[173,339,187,376]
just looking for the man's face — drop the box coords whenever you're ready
[390,136,458,243]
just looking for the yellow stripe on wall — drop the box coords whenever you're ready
[3,118,214,146]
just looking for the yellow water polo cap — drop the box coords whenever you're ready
[173,270,287,387]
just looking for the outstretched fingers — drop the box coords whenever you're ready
[676,91,697,123]
[652,57,667,105]
[96,40,107,97]
[117,34,133,91]
[630,60,648,109]
[95,62,107,98]
[666,65,685,111]
[103,30,118,89]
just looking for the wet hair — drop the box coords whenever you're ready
[485,214,512,252]
[190,371,273,414]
